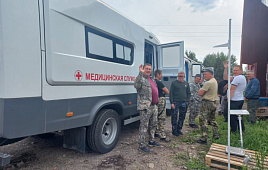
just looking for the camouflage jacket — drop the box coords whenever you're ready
[190,82,201,102]
[134,71,154,110]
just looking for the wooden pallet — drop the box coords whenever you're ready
[206,143,268,169]
[256,107,268,117]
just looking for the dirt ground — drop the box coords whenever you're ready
[0,113,204,170]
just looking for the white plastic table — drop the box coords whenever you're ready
[230,110,249,148]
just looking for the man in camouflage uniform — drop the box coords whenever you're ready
[189,74,201,128]
[134,64,160,153]
[154,69,170,142]
[196,69,220,144]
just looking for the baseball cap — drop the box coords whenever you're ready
[195,74,201,78]
[202,69,213,75]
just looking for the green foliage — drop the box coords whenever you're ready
[173,150,208,169]
[215,115,268,169]
[202,52,237,80]
[185,50,201,63]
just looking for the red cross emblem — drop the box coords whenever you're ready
[75,70,83,81]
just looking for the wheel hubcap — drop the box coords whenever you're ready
[102,117,117,145]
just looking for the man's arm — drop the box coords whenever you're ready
[189,83,194,101]
[186,82,191,102]
[134,71,144,90]
[198,89,206,96]
[223,61,233,81]
[230,85,236,100]
[162,87,169,94]
[134,65,145,90]
[159,81,169,94]
[170,82,175,109]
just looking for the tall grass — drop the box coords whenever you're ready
[214,116,268,169]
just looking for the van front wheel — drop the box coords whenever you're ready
[87,109,121,154]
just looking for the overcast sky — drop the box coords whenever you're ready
[101,0,244,63]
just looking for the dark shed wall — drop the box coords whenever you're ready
[241,0,268,97]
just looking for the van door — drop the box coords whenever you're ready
[157,41,184,109]
[144,41,157,75]
[191,63,202,77]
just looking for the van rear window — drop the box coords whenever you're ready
[85,26,134,65]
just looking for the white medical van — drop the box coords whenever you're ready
[0,0,186,156]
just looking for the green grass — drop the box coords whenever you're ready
[172,149,208,170]
[214,115,268,169]
[170,115,268,169]
[215,115,268,152]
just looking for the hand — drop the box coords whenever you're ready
[139,64,144,73]
[223,61,228,69]
[171,104,175,109]
[244,97,248,101]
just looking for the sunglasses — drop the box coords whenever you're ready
[178,76,184,77]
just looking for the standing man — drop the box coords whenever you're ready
[217,80,228,116]
[134,64,160,153]
[196,69,219,144]
[223,61,246,132]
[189,74,201,128]
[154,70,170,142]
[170,71,191,136]
[245,70,260,124]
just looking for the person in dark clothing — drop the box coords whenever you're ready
[170,71,191,136]
[154,69,170,142]
[218,80,228,117]
[244,70,260,124]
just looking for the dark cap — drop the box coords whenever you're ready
[202,69,213,75]
[195,74,201,78]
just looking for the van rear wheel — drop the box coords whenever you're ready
[87,109,121,153]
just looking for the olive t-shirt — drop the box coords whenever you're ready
[200,78,218,101]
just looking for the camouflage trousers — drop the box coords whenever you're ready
[247,99,258,124]
[155,97,167,138]
[189,100,200,125]
[199,100,219,141]
[138,105,158,148]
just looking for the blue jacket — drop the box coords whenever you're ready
[245,78,260,99]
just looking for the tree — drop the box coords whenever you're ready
[185,50,200,63]
[203,52,237,80]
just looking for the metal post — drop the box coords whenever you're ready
[227,18,232,170]
[238,115,243,148]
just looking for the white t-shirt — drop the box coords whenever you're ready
[231,74,246,101]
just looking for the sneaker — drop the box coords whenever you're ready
[177,131,183,135]
[172,131,180,136]
[148,141,160,147]
[189,124,199,128]
[139,146,150,153]
[160,137,171,142]
[196,139,207,144]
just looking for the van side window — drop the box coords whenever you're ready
[116,44,124,59]
[88,33,113,59]
[124,47,131,61]
[85,26,134,65]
